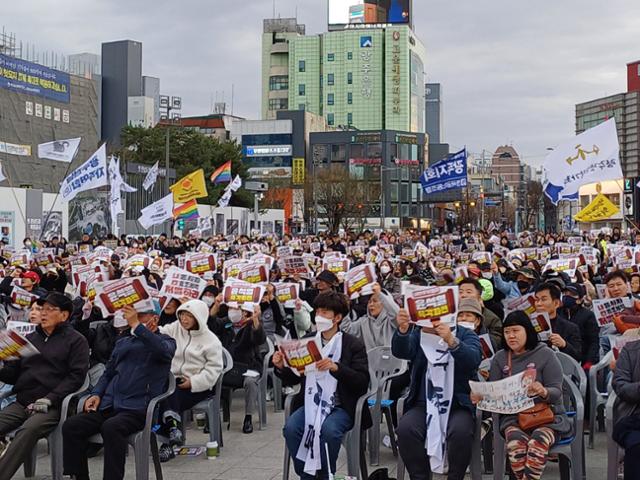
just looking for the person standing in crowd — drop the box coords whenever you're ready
[393,305,482,480]
[480,311,571,480]
[62,303,175,480]
[276,291,370,480]
[0,293,89,480]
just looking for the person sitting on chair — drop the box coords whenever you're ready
[62,303,176,480]
[0,293,89,480]
[275,291,371,480]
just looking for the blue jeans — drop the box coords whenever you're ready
[283,406,353,480]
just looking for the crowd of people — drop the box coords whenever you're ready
[0,225,638,479]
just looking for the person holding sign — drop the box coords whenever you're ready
[62,303,176,480]
[392,304,482,480]
[0,293,89,479]
[478,311,569,480]
[276,291,370,479]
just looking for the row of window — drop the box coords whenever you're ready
[298,52,353,72]
[326,113,353,126]
[269,75,289,91]
[298,87,353,105]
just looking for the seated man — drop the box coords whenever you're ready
[0,293,89,479]
[458,278,503,350]
[62,303,176,480]
[275,291,370,479]
[393,305,482,480]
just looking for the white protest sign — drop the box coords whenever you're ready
[404,285,459,328]
[593,297,631,327]
[344,263,377,299]
[0,329,39,360]
[160,267,206,301]
[7,321,37,335]
[60,144,109,202]
[469,370,536,414]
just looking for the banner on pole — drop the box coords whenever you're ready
[420,149,468,195]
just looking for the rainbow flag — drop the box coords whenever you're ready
[210,161,232,184]
[173,199,199,220]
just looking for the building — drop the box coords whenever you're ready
[490,145,522,191]
[127,96,155,127]
[425,83,443,143]
[179,112,246,142]
[68,52,101,78]
[142,76,160,125]
[101,40,143,147]
[262,18,426,133]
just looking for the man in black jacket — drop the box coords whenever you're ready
[0,292,89,480]
[275,291,370,480]
[534,282,582,362]
[562,283,600,368]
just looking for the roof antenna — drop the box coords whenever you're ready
[273,0,276,18]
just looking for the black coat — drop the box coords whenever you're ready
[564,305,600,365]
[275,331,372,429]
[549,313,583,362]
[208,316,267,372]
[0,322,89,407]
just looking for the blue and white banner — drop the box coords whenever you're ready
[60,144,108,202]
[0,53,70,103]
[543,118,623,205]
[420,148,468,195]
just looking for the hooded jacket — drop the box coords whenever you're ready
[160,300,224,393]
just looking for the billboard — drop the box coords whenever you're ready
[328,0,411,27]
[0,53,70,103]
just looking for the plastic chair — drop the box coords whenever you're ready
[605,389,623,480]
[588,350,613,449]
[181,348,233,448]
[492,374,584,480]
[282,386,371,480]
[365,346,407,466]
[0,373,90,480]
[85,373,176,480]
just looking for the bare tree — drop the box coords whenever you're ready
[525,180,545,229]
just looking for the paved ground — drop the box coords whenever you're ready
[16,391,611,480]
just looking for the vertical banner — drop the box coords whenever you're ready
[0,211,15,246]
[25,189,44,239]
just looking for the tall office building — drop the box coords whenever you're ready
[425,83,442,143]
[101,40,143,147]
[142,75,160,125]
[491,145,522,191]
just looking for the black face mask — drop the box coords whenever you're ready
[517,280,530,291]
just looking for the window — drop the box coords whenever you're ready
[298,84,306,96]
[347,52,353,60]
[580,195,590,208]
[331,144,347,162]
[327,93,334,105]
[328,53,335,62]
[268,98,288,110]
[347,72,353,85]
[269,75,289,91]
[327,113,335,126]
[298,103,306,111]
[327,74,334,86]
[605,193,621,206]
[299,60,305,72]
[347,92,353,104]
[347,113,353,125]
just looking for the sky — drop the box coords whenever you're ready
[4,0,640,166]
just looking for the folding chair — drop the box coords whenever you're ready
[588,350,613,449]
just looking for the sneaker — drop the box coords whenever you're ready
[159,444,175,463]
[168,426,184,447]
[242,415,253,434]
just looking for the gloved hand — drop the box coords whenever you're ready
[30,398,52,414]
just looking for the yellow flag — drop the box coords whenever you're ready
[574,193,620,222]
[170,169,208,204]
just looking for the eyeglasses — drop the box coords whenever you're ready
[41,306,61,313]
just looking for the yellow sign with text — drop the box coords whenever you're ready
[574,193,620,223]
[292,158,305,185]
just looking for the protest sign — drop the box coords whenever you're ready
[238,263,269,284]
[60,144,108,202]
[125,254,150,271]
[404,285,459,327]
[321,257,351,275]
[274,282,300,308]
[478,334,495,360]
[344,263,377,299]
[222,282,265,307]
[10,252,29,268]
[275,335,323,375]
[530,312,552,341]
[7,321,37,335]
[543,257,579,278]
[160,267,206,301]
[281,256,309,276]
[593,297,630,327]
[94,277,154,317]
[503,293,551,340]
[0,329,39,361]
[11,287,38,309]
[277,246,292,258]
[185,252,217,275]
[469,370,536,414]
[223,259,246,281]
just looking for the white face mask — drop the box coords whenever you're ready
[315,315,334,333]
[380,265,391,275]
[482,272,492,279]
[228,309,243,324]
[457,321,476,331]
[202,296,215,307]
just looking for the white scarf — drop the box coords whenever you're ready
[420,331,455,474]
[296,332,343,475]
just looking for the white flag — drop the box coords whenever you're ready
[218,189,232,208]
[138,193,174,230]
[226,174,242,192]
[543,118,623,205]
[143,161,159,191]
[0,163,6,183]
[37,137,81,163]
[60,144,108,202]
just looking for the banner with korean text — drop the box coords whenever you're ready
[420,148,468,194]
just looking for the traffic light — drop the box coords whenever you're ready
[177,219,185,230]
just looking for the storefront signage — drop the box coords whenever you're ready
[391,30,401,115]
[396,133,418,144]
[352,133,381,143]
[350,158,382,165]
[361,49,372,99]
[245,145,292,157]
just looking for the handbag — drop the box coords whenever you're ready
[507,352,554,431]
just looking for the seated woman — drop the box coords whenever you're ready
[157,299,223,462]
[393,305,482,480]
[275,291,370,480]
[612,338,640,479]
[481,311,570,480]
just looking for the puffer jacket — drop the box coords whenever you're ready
[160,300,224,393]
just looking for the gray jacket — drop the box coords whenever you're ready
[613,340,640,419]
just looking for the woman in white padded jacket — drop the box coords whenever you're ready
[157,299,224,462]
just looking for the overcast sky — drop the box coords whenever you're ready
[5,0,640,165]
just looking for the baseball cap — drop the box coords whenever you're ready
[37,292,73,314]
[22,271,40,284]
[564,283,585,298]
[316,270,339,286]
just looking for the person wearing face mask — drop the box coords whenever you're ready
[159,298,181,326]
[259,283,285,340]
[491,263,537,299]
[209,302,266,434]
[378,259,401,300]
[562,283,599,368]
[458,278,502,351]
[156,300,223,462]
[275,291,370,479]
[200,285,219,310]
[456,298,494,351]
